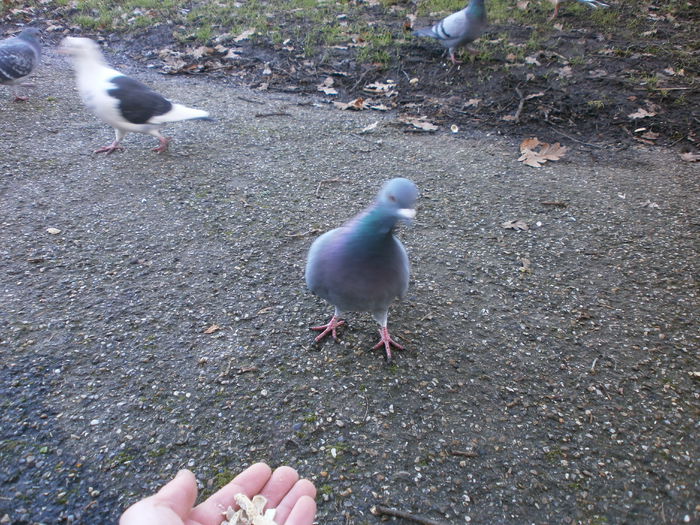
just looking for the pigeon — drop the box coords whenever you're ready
[305,178,419,361]
[548,0,609,21]
[0,27,41,102]
[59,37,212,154]
[412,0,487,65]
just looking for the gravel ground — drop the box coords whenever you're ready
[1,49,698,525]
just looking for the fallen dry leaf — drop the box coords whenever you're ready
[518,257,532,272]
[502,220,529,231]
[316,76,338,95]
[398,116,438,131]
[360,121,379,133]
[363,81,397,97]
[679,152,700,162]
[234,28,256,42]
[518,138,568,168]
[517,0,530,9]
[629,108,656,119]
[203,324,221,334]
[333,97,368,110]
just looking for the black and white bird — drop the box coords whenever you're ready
[59,36,212,154]
[0,28,41,102]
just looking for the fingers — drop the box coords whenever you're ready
[284,495,317,525]
[189,463,272,524]
[272,479,317,525]
[259,466,300,507]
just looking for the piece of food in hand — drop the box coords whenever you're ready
[221,493,277,525]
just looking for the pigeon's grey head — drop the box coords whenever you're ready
[17,28,41,42]
[377,177,419,221]
[59,36,104,63]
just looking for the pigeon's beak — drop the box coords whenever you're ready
[397,208,416,220]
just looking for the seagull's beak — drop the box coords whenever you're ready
[397,208,416,220]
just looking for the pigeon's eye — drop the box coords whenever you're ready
[388,195,397,202]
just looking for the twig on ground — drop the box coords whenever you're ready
[546,121,603,148]
[287,229,321,238]
[512,87,526,123]
[451,449,478,458]
[372,505,449,525]
[255,112,291,118]
[315,178,342,197]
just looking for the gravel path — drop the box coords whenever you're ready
[1,49,698,524]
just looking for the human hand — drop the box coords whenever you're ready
[119,462,316,525]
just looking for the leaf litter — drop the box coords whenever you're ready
[518,137,568,168]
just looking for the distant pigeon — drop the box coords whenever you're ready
[305,178,419,361]
[0,28,41,101]
[548,0,609,20]
[59,37,212,154]
[412,0,487,65]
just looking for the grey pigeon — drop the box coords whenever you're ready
[59,37,212,154]
[0,28,41,101]
[412,0,487,65]
[305,178,418,361]
[548,0,609,21]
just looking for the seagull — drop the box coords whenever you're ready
[59,36,212,154]
[305,178,419,361]
[0,27,41,101]
[412,0,487,65]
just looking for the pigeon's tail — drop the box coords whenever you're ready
[576,0,609,8]
[153,103,210,123]
[412,27,438,39]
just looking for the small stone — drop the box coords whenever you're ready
[335,420,345,428]
[47,228,61,235]
[1,514,10,524]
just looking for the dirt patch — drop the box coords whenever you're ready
[5,1,697,151]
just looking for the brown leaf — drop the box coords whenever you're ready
[502,220,529,231]
[398,116,438,131]
[519,137,541,153]
[203,324,221,334]
[538,142,568,161]
[517,0,530,9]
[234,28,256,42]
[333,97,368,110]
[628,108,656,119]
[316,76,338,95]
[680,152,700,162]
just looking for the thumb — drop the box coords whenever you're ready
[120,469,199,525]
[153,469,199,517]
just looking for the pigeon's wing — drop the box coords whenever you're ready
[576,0,609,7]
[0,40,38,83]
[106,75,173,124]
[437,9,469,41]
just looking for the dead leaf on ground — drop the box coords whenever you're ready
[234,28,256,42]
[398,116,438,131]
[334,97,368,110]
[404,14,416,30]
[679,152,700,162]
[502,220,529,231]
[360,121,379,133]
[363,81,397,97]
[518,137,568,168]
[518,257,532,272]
[629,108,656,119]
[203,324,221,334]
[316,76,338,95]
[465,98,481,107]
[517,0,530,9]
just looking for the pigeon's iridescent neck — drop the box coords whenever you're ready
[348,204,400,245]
[467,0,486,15]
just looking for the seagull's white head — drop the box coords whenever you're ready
[58,36,105,64]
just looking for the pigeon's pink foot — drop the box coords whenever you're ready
[311,315,346,342]
[94,142,124,154]
[449,52,464,65]
[152,137,170,153]
[372,326,404,361]
[12,95,29,102]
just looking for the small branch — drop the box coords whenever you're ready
[372,505,449,525]
[255,112,292,118]
[237,96,265,105]
[540,201,568,207]
[450,449,478,458]
[512,87,526,123]
[287,228,321,238]
[315,178,342,197]
[545,121,603,148]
